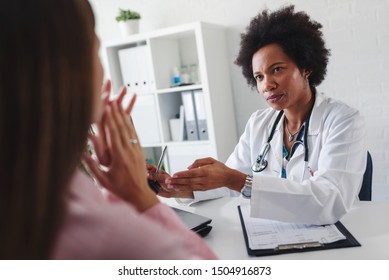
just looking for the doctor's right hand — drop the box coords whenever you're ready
[166,157,245,193]
[147,164,194,198]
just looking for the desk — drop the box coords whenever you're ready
[166,197,389,259]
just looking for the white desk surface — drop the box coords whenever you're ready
[165,197,389,260]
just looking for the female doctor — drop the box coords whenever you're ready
[149,5,367,225]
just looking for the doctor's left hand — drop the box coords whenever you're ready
[165,157,246,193]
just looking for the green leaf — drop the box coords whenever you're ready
[115,8,141,22]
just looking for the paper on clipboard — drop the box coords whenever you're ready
[239,203,346,250]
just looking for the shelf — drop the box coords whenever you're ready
[156,84,202,94]
[141,143,164,148]
[104,22,238,174]
[165,140,210,146]
[142,140,210,148]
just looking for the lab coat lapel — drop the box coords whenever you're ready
[288,92,325,166]
[307,92,325,136]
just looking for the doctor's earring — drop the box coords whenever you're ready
[304,73,311,88]
[304,70,311,82]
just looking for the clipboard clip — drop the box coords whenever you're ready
[276,241,323,251]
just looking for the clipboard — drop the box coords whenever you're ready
[237,205,361,257]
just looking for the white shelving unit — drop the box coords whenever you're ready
[104,22,237,173]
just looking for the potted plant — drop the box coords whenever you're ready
[115,8,141,37]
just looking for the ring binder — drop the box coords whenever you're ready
[181,90,199,140]
[118,44,153,94]
[193,90,208,140]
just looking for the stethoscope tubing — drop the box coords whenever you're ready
[252,106,312,173]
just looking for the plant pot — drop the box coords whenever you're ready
[119,19,140,37]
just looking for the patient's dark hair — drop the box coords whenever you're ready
[235,5,330,89]
[0,0,95,259]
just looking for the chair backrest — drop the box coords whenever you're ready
[359,151,372,201]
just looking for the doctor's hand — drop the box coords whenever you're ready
[147,164,194,198]
[166,157,246,193]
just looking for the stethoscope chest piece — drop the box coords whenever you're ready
[252,159,268,172]
[252,142,271,172]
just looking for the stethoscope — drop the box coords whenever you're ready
[252,109,311,173]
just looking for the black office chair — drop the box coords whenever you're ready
[358,151,372,201]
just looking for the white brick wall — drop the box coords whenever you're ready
[90,0,389,201]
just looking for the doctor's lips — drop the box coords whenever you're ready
[266,93,284,103]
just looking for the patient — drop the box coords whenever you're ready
[0,0,216,259]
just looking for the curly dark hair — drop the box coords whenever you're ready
[235,5,330,89]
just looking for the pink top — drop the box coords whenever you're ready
[51,170,217,259]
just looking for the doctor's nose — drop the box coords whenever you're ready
[261,76,277,94]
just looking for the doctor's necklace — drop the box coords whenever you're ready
[285,119,303,142]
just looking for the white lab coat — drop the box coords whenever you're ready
[192,92,367,225]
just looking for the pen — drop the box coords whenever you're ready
[155,145,167,174]
[148,145,167,193]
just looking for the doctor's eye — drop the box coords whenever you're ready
[254,74,264,82]
[273,66,282,74]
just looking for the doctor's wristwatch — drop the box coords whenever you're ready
[241,174,253,198]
